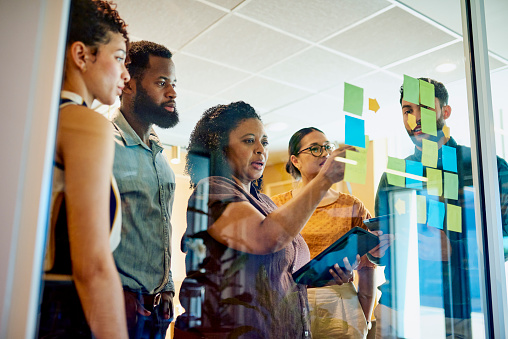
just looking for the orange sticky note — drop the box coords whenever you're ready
[408,114,417,130]
[369,98,380,113]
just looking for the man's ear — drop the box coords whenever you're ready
[442,104,452,120]
[69,41,89,72]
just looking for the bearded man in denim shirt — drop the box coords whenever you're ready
[111,40,178,339]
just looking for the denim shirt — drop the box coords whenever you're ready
[111,110,175,294]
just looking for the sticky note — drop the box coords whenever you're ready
[426,168,442,197]
[356,135,370,154]
[345,115,365,148]
[444,172,459,200]
[369,98,380,113]
[447,204,462,232]
[387,157,406,188]
[428,199,445,229]
[419,80,435,108]
[344,83,364,116]
[394,198,406,215]
[403,75,419,105]
[417,195,427,224]
[407,114,417,130]
[422,139,438,168]
[442,145,457,173]
[344,150,367,184]
[406,160,424,189]
[421,107,437,136]
[443,125,450,139]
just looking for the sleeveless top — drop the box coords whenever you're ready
[43,91,122,278]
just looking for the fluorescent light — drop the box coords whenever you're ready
[436,63,456,73]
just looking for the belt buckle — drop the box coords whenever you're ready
[153,292,161,308]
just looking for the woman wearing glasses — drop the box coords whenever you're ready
[272,127,376,339]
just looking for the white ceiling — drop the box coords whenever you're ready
[112,0,508,164]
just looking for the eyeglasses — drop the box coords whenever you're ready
[297,143,335,157]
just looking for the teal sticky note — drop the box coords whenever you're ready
[345,115,365,148]
[419,79,435,108]
[406,160,423,189]
[444,172,459,200]
[403,75,419,105]
[422,139,438,168]
[426,168,442,197]
[428,199,445,229]
[447,204,462,232]
[421,107,437,136]
[343,83,364,116]
[387,157,405,188]
[442,145,457,173]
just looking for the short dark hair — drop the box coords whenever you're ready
[186,101,263,189]
[400,77,448,108]
[67,0,128,54]
[285,127,324,180]
[127,41,173,80]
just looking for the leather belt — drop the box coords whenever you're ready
[124,290,162,309]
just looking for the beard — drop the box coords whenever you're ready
[133,83,179,129]
[408,117,446,148]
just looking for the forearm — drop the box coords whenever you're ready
[357,267,376,322]
[74,257,128,339]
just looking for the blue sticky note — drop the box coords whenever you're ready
[406,160,423,189]
[428,199,445,229]
[345,115,365,148]
[442,145,457,173]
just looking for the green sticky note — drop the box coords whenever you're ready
[417,195,427,224]
[447,204,462,232]
[444,172,459,200]
[344,150,367,184]
[422,139,438,168]
[419,79,435,108]
[357,135,370,154]
[343,83,364,116]
[386,157,405,187]
[421,107,437,136]
[403,75,419,105]
[426,168,442,197]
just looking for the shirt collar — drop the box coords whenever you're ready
[60,90,86,106]
[111,109,163,152]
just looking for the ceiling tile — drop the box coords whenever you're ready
[237,0,391,42]
[182,15,309,72]
[172,53,250,96]
[387,42,505,84]
[261,47,375,92]
[206,0,246,10]
[270,93,341,124]
[218,76,312,112]
[115,0,226,50]
[322,6,456,67]
[173,88,209,113]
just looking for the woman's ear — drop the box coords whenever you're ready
[69,41,89,72]
[290,154,300,170]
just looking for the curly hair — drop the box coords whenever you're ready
[285,127,324,180]
[127,41,173,81]
[186,101,264,189]
[400,77,448,108]
[67,0,128,54]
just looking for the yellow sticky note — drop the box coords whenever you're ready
[417,195,427,224]
[443,125,450,139]
[408,114,417,130]
[422,139,438,168]
[426,168,442,197]
[447,204,462,232]
[344,150,367,184]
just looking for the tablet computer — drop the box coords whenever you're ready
[363,215,392,234]
[292,227,379,287]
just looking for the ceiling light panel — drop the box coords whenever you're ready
[261,47,375,92]
[205,0,246,10]
[115,0,226,50]
[322,7,456,67]
[237,0,391,42]
[181,15,309,73]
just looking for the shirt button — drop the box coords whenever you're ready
[160,185,163,190]
[304,330,309,337]
[163,216,167,221]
